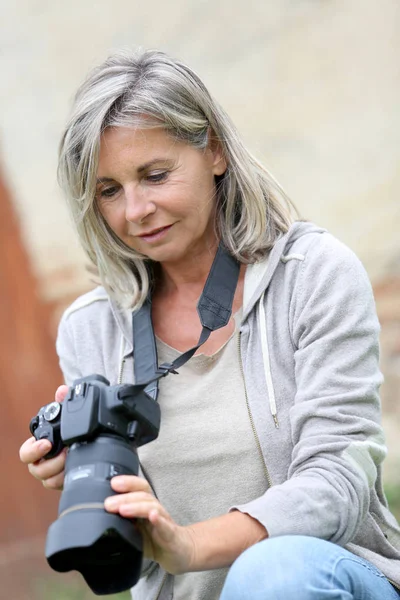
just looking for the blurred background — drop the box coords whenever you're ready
[0,0,399,598]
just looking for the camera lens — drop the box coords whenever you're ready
[45,435,143,594]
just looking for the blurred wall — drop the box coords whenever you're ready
[0,2,399,594]
[1,0,399,303]
[0,172,61,600]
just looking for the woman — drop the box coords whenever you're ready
[19,49,400,599]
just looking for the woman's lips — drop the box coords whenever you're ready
[138,224,173,242]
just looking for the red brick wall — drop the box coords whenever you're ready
[0,172,60,546]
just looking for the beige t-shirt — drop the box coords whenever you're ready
[138,312,267,600]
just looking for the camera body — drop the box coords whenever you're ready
[29,374,161,596]
[30,374,160,456]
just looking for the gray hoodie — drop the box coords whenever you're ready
[56,222,400,599]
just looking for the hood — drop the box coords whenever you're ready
[242,221,326,322]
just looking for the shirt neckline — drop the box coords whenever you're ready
[155,307,243,363]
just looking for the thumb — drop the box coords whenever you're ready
[55,384,69,403]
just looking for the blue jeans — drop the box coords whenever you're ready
[219,536,400,599]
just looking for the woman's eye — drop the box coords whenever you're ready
[146,171,168,183]
[98,186,119,199]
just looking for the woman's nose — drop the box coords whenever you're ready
[124,185,156,224]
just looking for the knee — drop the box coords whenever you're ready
[220,536,335,600]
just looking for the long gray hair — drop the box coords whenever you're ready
[58,48,296,308]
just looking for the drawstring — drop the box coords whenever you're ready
[255,251,304,427]
[257,291,279,428]
[280,253,305,264]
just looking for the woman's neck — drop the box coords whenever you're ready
[156,244,219,297]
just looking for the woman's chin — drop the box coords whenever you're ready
[134,244,186,266]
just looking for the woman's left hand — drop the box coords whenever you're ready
[104,475,195,575]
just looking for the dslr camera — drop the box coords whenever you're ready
[30,374,161,595]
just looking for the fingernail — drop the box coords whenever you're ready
[111,476,125,487]
[104,497,117,509]
[39,440,51,451]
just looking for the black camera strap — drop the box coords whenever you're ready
[132,243,240,399]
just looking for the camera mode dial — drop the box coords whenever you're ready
[43,402,62,422]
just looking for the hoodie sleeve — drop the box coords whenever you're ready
[233,233,385,545]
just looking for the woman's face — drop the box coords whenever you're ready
[96,126,226,268]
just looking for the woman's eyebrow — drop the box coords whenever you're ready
[96,159,174,184]
[96,177,115,185]
[137,158,173,173]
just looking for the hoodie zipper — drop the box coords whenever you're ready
[238,332,273,489]
[117,358,126,385]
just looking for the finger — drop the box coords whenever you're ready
[111,475,151,494]
[19,437,52,464]
[28,448,67,480]
[104,491,168,520]
[42,471,65,491]
[104,491,154,511]
[117,501,169,520]
[55,385,69,403]
[104,492,158,514]
[105,494,163,517]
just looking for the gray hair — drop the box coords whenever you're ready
[58,48,296,308]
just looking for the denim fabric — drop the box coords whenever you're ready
[219,536,400,600]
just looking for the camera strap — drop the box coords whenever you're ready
[132,243,241,399]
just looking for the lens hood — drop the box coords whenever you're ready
[46,508,143,595]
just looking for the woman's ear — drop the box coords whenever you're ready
[208,129,227,176]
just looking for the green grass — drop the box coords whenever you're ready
[386,483,400,522]
[33,576,131,600]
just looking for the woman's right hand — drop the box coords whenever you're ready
[19,385,69,490]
